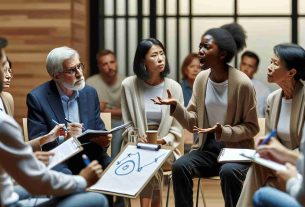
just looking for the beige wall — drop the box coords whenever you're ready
[0,0,89,124]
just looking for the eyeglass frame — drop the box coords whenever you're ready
[60,62,85,75]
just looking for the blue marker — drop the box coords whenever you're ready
[51,119,67,131]
[260,129,277,145]
[82,154,91,166]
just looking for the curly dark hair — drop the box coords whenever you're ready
[204,23,247,63]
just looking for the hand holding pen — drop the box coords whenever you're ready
[40,123,67,145]
[79,154,103,187]
[64,118,84,138]
[259,129,277,146]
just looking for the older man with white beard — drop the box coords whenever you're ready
[26,46,112,175]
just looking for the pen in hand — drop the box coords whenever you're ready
[51,119,67,132]
[82,154,91,166]
[260,129,277,145]
[65,118,85,131]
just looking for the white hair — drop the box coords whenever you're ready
[46,46,80,76]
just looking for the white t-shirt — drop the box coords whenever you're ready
[205,78,228,127]
[143,81,164,125]
[277,98,292,148]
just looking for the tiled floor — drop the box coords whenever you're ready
[129,178,225,207]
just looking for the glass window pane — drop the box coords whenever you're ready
[116,19,126,75]
[104,0,114,16]
[192,0,234,15]
[157,0,164,15]
[179,0,189,15]
[239,0,291,14]
[238,18,291,91]
[299,0,305,14]
[117,0,125,15]
[166,0,177,15]
[143,17,150,38]
[128,19,137,75]
[166,18,177,80]
[128,0,137,15]
[104,19,114,50]
[157,18,164,44]
[143,0,149,16]
[191,18,234,52]
[179,18,190,71]
[299,18,305,48]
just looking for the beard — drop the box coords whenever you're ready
[63,78,85,91]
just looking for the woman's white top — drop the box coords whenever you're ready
[205,78,228,127]
[277,98,292,148]
[143,81,164,125]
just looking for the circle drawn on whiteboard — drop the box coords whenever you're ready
[115,160,135,176]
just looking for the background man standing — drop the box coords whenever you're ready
[240,50,271,117]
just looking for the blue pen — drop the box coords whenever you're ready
[82,154,91,166]
[51,119,67,131]
[260,129,277,145]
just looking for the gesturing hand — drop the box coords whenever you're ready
[193,123,222,134]
[151,89,177,106]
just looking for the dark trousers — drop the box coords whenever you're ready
[172,149,250,207]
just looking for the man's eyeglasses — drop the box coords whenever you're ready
[61,63,84,75]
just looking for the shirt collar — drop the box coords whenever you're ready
[55,82,79,102]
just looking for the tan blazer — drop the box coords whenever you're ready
[121,76,183,159]
[265,81,305,149]
[172,67,259,150]
[0,91,14,116]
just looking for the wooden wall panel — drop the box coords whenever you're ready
[0,0,89,125]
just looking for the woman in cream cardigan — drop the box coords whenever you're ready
[237,43,305,207]
[121,38,183,207]
[153,23,259,207]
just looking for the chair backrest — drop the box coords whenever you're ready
[254,118,265,139]
[22,118,29,142]
[100,112,111,131]
[100,112,112,156]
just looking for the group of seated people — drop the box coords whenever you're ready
[0,22,304,207]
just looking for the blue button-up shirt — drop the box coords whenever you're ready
[56,84,80,123]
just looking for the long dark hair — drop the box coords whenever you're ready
[133,38,170,80]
